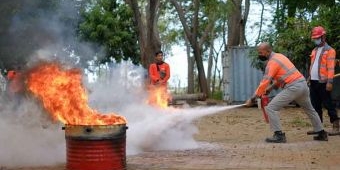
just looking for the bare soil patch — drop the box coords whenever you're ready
[3,106,340,170]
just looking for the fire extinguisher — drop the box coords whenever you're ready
[260,95,269,123]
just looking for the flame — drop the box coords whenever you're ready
[27,62,127,125]
[147,85,171,109]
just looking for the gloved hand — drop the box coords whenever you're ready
[244,96,256,107]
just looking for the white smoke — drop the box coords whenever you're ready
[0,61,242,168]
[0,0,92,167]
[0,0,244,166]
[87,62,243,155]
[0,96,65,167]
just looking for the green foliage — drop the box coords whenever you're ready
[269,0,335,31]
[78,0,140,65]
[273,21,313,75]
[210,90,223,100]
[169,0,224,60]
[257,19,319,75]
[248,47,265,72]
[312,4,340,57]
[158,2,182,54]
[256,1,340,75]
[201,0,228,60]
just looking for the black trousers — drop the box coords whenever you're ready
[310,80,339,123]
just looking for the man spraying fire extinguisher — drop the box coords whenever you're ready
[245,42,327,143]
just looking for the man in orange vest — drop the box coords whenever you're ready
[147,51,171,106]
[245,42,327,143]
[308,26,340,136]
[149,51,170,87]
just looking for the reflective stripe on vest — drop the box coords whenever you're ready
[270,56,299,85]
[310,44,336,83]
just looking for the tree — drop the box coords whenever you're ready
[254,0,339,73]
[226,0,250,46]
[78,0,140,65]
[314,4,340,56]
[205,1,229,96]
[270,0,336,30]
[254,0,265,45]
[169,0,218,97]
[124,0,162,68]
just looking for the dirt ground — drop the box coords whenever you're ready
[3,105,340,170]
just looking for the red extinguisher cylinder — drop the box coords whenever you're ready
[261,95,269,123]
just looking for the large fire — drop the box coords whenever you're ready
[147,85,171,109]
[27,62,127,125]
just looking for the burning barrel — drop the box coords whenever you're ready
[27,63,128,169]
[64,124,128,170]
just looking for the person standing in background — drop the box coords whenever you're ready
[148,51,171,107]
[149,51,170,87]
[308,26,340,136]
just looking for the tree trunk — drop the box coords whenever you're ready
[227,0,242,46]
[185,34,195,94]
[212,43,223,95]
[125,0,161,68]
[191,0,208,96]
[239,0,250,45]
[170,0,214,98]
[255,0,265,45]
[207,32,214,96]
[146,0,162,66]
[193,44,208,97]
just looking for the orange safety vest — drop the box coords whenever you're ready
[255,53,304,96]
[309,43,336,83]
[148,62,170,85]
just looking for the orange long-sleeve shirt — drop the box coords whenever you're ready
[148,62,170,85]
[255,53,303,96]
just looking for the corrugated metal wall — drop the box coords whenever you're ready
[222,46,263,103]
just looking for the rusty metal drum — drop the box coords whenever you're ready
[64,124,127,170]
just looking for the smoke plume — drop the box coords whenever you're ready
[0,0,241,168]
[88,62,242,155]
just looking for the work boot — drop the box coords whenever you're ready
[313,130,328,141]
[306,130,319,135]
[329,119,340,136]
[265,131,286,143]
